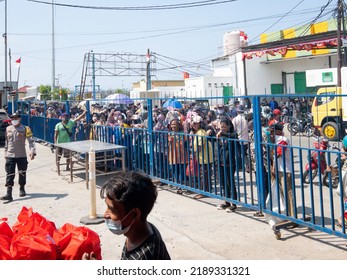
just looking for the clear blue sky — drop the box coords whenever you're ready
[0,0,338,91]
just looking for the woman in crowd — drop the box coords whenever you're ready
[190,115,213,199]
[153,114,169,179]
[216,118,238,212]
[167,118,188,194]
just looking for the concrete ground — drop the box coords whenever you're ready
[0,142,346,260]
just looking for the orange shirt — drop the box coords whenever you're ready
[168,134,188,165]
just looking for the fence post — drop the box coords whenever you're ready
[147,98,154,177]
[43,101,47,142]
[253,96,266,212]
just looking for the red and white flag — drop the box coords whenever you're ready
[15,57,21,67]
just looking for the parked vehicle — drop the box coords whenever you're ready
[322,145,343,189]
[0,109,11,142]
[308,67,347,141]
[303,138,329,184]
[287,113,314,137]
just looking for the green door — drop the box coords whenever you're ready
[271,84,283,94]
[223,86,233,104]
[294,72,307,93]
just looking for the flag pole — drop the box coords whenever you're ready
[9,49,13,114]
[9,48,12,89]
[16,57,21,93]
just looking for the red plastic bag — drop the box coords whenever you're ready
[53,223,102,260]
[11,231,57,260]
[10,206,58,260]
[12,206,57,237]
[186,157,198,177]
[0,221,14,260]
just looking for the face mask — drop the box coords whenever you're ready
[12,120,20,126]
[105,211,133,235]
[217,110,224,114]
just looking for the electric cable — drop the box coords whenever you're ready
[27,0,237,10]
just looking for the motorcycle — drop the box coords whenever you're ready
[303,138,329,184]
[322,146,343,189]
[287,113,314,137]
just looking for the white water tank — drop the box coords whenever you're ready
[223,31,241,56]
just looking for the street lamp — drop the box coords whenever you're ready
[3,0,8,105]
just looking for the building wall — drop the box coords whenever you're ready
[244,54,337,95]
[0,81,18,108]
[184,76,233,106]
[132,80,184,91]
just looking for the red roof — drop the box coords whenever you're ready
[16,86,31,93]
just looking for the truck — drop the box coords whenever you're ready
[307,67,347,141]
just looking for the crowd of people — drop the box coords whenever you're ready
[17,97,315,215]
[3,94,347,257]
[82,97,297,220]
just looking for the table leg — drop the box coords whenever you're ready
[85,153,89,189]
[70,150,73,182]
[122,149,125,171]
[56,148,60,176]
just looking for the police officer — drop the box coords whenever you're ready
[1,112,36,202]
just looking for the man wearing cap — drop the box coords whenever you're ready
[267,123,294,217]
[268,109,282,127]
[54,110,86,171]
[1,112,36,202]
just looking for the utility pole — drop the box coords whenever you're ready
[146,49,151,91]
[3,0,8,105]
[52,0,56,93]
[337,0,343,87]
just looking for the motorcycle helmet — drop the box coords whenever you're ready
[321,138,329,150]
[342,135,347,148]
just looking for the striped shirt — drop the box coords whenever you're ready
[121,223,171,260]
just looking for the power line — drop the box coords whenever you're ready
[248,0,306,44]
[27,0,237,10]
[10,7,329,37]
[296,0,335,37]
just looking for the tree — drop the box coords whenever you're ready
[39,85,52,100]
[39,84,70,100]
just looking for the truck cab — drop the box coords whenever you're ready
[306,67,347,141]
[311,86,342,141]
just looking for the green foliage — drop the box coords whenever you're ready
[39,84,70,100]
[40,93,51,101]
[39,85,51,94]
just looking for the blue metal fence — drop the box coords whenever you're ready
[14,95,347,240]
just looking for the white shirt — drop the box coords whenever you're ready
[232,114,249,142]
[275,135,292,172]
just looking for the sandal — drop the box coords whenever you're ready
[193,194,206,199]
[336,218,343,228]
[253,211,264,217]
[226,204,237,213]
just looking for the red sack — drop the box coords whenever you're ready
[10,231,57,260]
[0,221,14,260]
[186,157,198,177]
[12,206,57,237]
[0,219,14,239]
[53,223,102,260]
[10,206,58,260]
[0,235,13,260]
